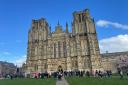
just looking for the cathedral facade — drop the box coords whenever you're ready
[25,9,103,74]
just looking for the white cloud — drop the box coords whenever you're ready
[96,20,128,30]
[14,55,27,67]
[99,34,128,53]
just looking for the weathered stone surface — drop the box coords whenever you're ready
[0,61,16,77]
[101,51,128,73]
[25,9,102,74]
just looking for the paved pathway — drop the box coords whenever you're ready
[56,78,69,85]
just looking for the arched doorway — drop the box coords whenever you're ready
[58,65,63,73]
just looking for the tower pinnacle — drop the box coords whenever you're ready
[66,22,69,33]
[57,21,60,26]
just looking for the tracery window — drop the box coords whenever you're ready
[54,43,56,58]
[63,42,66,57]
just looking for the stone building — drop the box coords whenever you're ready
[101,51,128,73]
[25,9,103,75]
[0,61,16,77]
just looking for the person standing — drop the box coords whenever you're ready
[119,70,123,79]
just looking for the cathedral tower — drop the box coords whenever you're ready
[72,9,102,72]
[26,18,49,74]
[72,9,96,34]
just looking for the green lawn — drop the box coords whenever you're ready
[0,78,56,85]
[66,76,128,85]
[0,77,128,85]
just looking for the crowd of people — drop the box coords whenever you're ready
[56,70,112,78]
[1,69,128,80]
[31,70,128,80]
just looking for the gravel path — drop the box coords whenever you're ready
[56,78,69,85]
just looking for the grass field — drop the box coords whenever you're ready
[66,76,128,85]
[0,77,128,85]
[0,78,56,85]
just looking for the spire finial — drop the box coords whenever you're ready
[49,25,52,36]
[85,9,90,17]
[66,22,69,33]
[58,20,60,25]
[66,22,68,26]
[49,26,51,32]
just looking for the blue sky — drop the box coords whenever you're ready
[0,0,128,66]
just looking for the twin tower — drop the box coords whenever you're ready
[26,9,103,75]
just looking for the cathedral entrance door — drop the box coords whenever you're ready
[58,65,63,73]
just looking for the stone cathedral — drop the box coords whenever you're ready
[25,9,103,74]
